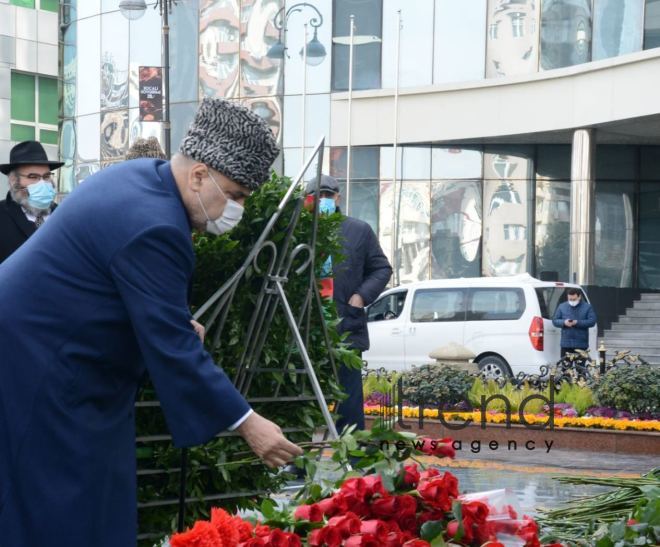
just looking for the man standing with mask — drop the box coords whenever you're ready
[0,99,302,547]
[0,140,63,263]
[552,287,597,357]
[306,175,392,432]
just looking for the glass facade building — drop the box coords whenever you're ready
[60,0,660,289]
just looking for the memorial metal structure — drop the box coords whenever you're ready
[159,137,339,531]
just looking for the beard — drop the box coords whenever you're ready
[9,181,50,217]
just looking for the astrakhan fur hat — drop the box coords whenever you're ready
[179,98,280,191]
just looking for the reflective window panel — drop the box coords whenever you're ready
[76,16,101,116]
[596,145,636,180]
[540,0,592,70]
[239,0,284,97]
[486,0,540,78]
[482,147,534,276]
[59,119,77,194]
[128,108,162,148]
[78,0,100,20]
[638,181,660,289]
[170,101,200,153]
[536,144,571,180]
[595,181,635,287]
[644,0,660,49]
[592,0,643,60]
[434,0,487,84]
[393,181,431,283]
[283,0,332,95]
[100,109,129,160]
[171,0,200,103]
[431,180,482,279]
[128,5,161,109]
[535,179,570,282]
[332,0,382,91]
[77,113,101,162]
[382,0,433,88]
[282,93,330,149]
[349,180,379,234]
[432,147,483,179]
[63,22,76,119]
[101,11,129,110]
[243,95,283,143]
[640,145,660,179]
[199,0,240,99]
[380,146,431,181]
[329,146,380,181]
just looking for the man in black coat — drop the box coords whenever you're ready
[0,141,63,263]
[307,175,392,431]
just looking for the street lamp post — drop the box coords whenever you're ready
[267,3,326,163]
[119,0,175,157]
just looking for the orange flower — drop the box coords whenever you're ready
[211,508,240,547]
[171,520,224,547]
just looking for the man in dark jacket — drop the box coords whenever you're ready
[0,140,63,263]
[552,287,597,356]
[307,175,392,431]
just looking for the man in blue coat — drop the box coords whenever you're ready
[0,99,302,546]
[306,176,392,432]
[552,287,597,357]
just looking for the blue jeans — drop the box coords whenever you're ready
[336,362,365,433]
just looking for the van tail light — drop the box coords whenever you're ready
[529,316,544,351]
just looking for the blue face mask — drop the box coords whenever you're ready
[27,181,56,210]
[319,197,337,215]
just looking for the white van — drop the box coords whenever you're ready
[363,274,597,378]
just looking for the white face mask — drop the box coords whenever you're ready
[197,171,245,235]
[568,299,580,307]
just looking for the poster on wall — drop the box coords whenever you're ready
[139,66,163,122]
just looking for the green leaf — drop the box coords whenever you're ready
[420,520,445,542]
[260,499,276,519]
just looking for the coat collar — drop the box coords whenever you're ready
[2,191,36,238]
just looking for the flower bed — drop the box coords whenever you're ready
[364,406,660,433]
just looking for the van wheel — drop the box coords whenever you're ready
[478,356,512,380]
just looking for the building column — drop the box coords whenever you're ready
[569,128,596,285]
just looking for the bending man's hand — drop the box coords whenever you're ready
[237,412,303,468]
[190,319,205,342]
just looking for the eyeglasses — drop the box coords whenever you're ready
[16,172,54,182]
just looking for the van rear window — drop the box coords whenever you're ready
[535,287,587,319]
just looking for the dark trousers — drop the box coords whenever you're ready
[336,361,365,433]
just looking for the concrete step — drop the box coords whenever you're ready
[640,293,660,301]
[603,339,660,349]
[608,324,660,332]
[615,317,660,326]
[603,330,656,339]
[623,309,660,318]
[632,301,660,310]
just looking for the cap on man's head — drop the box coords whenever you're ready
[0,140,64,175]
[305,174,340,195]
[179,98,280,191]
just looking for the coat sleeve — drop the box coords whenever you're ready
[552,304,565,328]
[577,304,597,329]
[355,226,393,306]
[109,225,251,448]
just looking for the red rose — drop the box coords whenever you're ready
[418,437,436,456]
[293,503,323,522]
[317,495,348,517]
[340,478,367,503]
[363,474,389,498]
[402,464,420,488]
[255,524,271,537]
[266,528,291,547]
[462,500,490,524]
[403,540,431,547]
[327,512,362,538]
[417,473,458,512]
[170,521,222,547]
[359,520,389,541]
[446,520,459,538]
[419,468,441,481]
[371,494,418,520]
[308,526,343,547]
[344,534,380,547]
[384,531,404,547]
[239,539,267,547]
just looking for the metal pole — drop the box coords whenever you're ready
[301,23,308,161]
[390,10,402,285]
[162,0,171,157]
[345,15,355,215]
